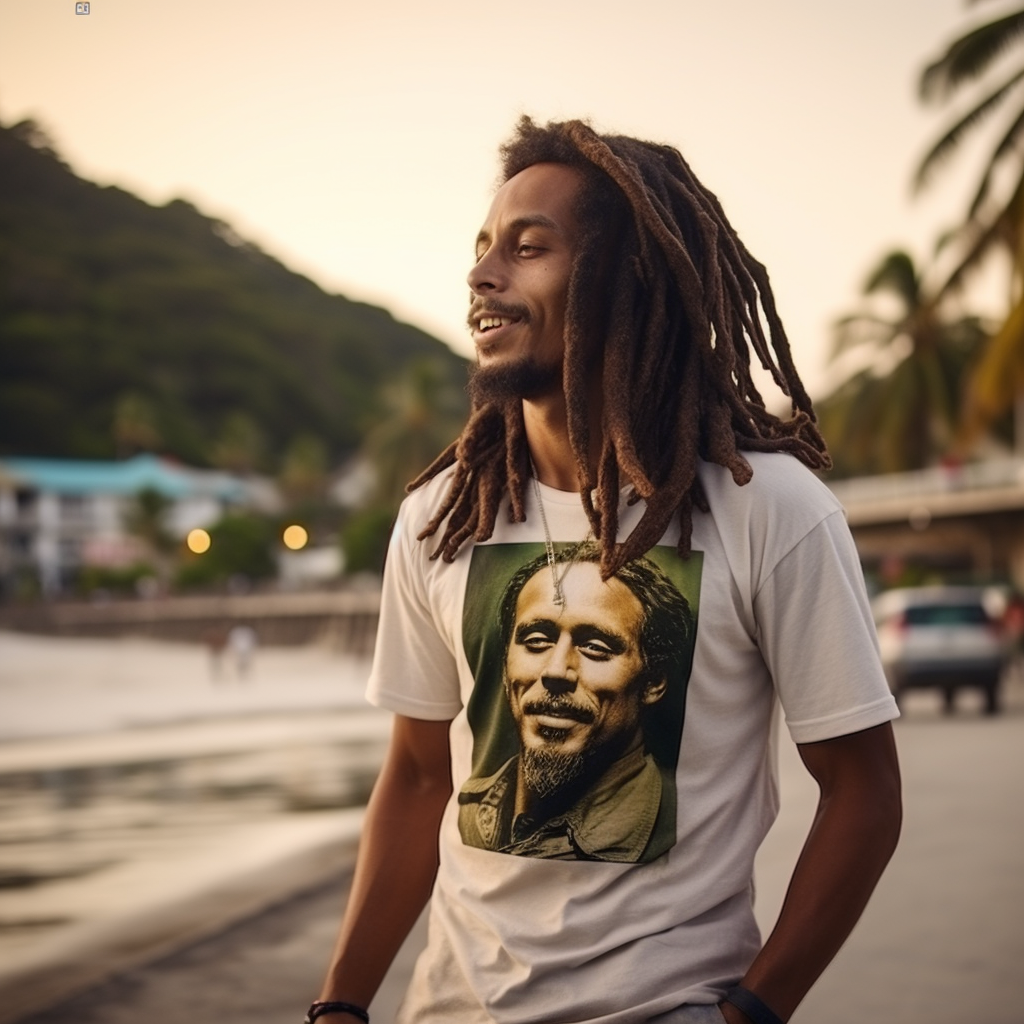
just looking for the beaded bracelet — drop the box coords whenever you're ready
[303,1000,370,1024]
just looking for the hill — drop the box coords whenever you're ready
[0,119,467,469]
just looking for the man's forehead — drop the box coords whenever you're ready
[515,563,642,624]
[481,162,584,232]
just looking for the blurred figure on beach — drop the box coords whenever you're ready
[205,624,258,682]
[205,625,230,681]
[228,624,258,680]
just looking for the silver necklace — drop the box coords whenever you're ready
[530,466,592,607]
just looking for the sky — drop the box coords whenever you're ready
[0,0,1007,400]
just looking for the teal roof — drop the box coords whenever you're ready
[0,454,245,500]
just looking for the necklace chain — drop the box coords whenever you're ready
[530,466,592,607]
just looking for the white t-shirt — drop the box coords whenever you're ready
[367,452,897,1024]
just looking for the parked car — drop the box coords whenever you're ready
[872,586,1008,714]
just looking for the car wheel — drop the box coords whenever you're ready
[942,687,957,715]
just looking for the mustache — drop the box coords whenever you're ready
[467,298,530,331]
[523,697,595,725]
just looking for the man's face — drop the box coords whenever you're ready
[467,162,583,402]
[505,562,667,773]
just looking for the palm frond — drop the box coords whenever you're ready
[914,63,1024,191]
[963,291,1024,437]
[935,173,1024,297]
[920,8,1024,103]
[830,315,897,359]
[967,96,1024,215]
[863,250,919,304]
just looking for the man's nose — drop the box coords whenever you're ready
[467,249,504,294]
[540,636,578,695]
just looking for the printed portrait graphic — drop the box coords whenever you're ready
[459,541,702,863]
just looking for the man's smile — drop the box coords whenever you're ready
[467,300,529,347]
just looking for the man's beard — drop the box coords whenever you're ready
[467,356,562,404]
[520,745,594,799]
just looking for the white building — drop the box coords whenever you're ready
[0,454,277,596]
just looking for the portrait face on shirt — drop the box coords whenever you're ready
[458,541,700,861]
[504,561,667,767]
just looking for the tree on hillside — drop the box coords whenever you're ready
[123,486,177,585]
[113,391,162,457]
[362,356,467,508]
[339,357,467,575]
[279,433,330,506]
[817,250,989,475]
[211,411,266,474]
[915,1,1024,437]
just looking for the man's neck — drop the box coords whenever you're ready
[523,384,603,492]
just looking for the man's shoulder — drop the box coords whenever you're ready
[698,451,842,519]
[389,467,459,561]
[399,466,457,524]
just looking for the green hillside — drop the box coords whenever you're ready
[0,119,466,469]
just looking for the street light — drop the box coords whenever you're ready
[282,524,308,551]
[186,528,211,554]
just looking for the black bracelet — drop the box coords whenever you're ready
[724,985,784,1024]
[304,1000,370,1024]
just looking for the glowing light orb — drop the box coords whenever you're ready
[186,528,211,554]
[282,524,309,551]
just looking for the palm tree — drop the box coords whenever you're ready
[915,1,1024,438]
[817,251,989,475]
[362,356,468,507]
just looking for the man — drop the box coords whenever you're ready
[310,118,901,1024]
[457,542,695,862]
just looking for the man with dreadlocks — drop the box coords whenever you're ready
[309,118,901,1024]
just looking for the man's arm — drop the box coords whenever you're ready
[719,721,902,1024]
[316,713,453,1020]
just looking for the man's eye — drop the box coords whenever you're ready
[521,632,554,652]
[517,244,542,256]
[578,641,614,660]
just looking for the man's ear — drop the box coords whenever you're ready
[642,675,668,705]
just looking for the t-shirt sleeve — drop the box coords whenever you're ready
[753,508,898,744]
[365,504,463,721]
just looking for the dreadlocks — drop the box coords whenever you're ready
[409,116,830,578]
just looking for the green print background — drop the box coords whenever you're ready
[461,544,703,781]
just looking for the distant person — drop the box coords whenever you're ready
[204,625,229,682]
[309,117,901,1024]
[458,542,693,862]
[227,624,257,679]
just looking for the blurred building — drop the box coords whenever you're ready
[0,454,278,597]
[829,456,1024,590]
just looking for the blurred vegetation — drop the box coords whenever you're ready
[819,4,1024,475]
[77,562,156,597]
[175,513,277,589]
[340,506,397,576]
[912,1,1024,440]
[0,118,467,475]
[817,251,993,475]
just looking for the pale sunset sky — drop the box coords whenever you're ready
[0,0,1005,399]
